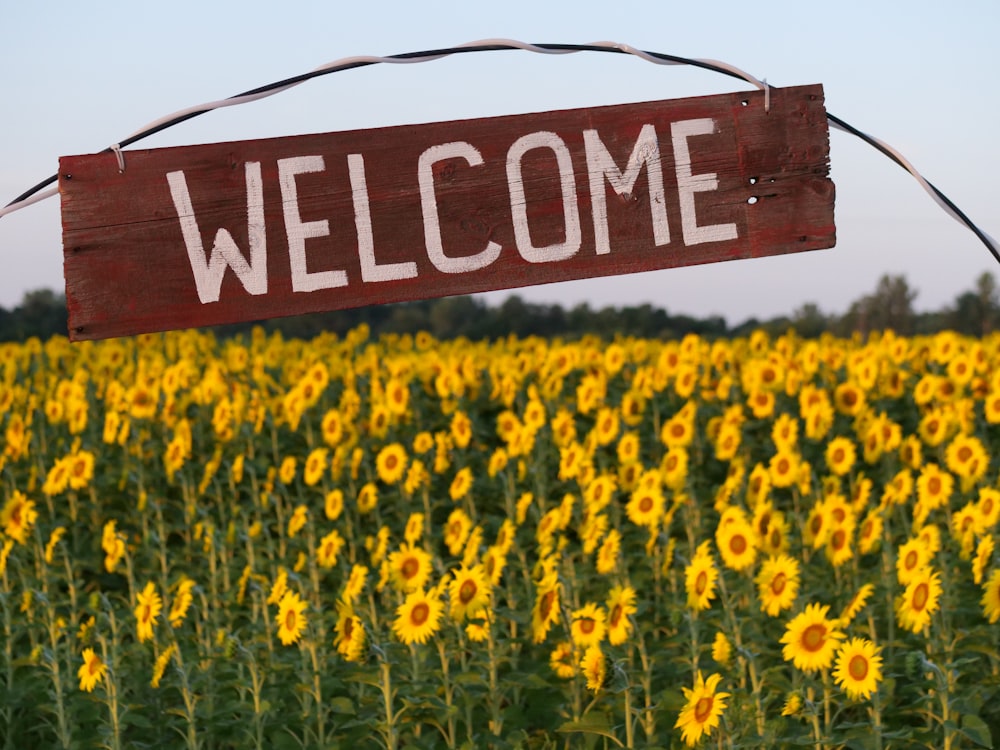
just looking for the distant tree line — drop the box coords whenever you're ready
[2,272,998,343]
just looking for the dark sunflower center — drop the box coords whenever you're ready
[848,654,868,681]
[730,534,747,555]
[771,572,787,596]
[802,623,826,652]
[695,571,708,595]
[410,602,430,626]
[693,696,714,723]
[459,580,477,604]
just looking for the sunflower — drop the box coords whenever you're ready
[685,542,719,612]
[973,536,994,585]
[492,519,516,557]
[287,505,308,539]
[449,467,473,501]
[765,449,798,489]
[580,645,607,692]
[393,589,444,645]
[303,448,329,487]
[444,509,473,556]
[981,569,1000,623]
[376,443,408,485]
[896,568,942,634]
[945,433,988,483]
[833,382,865,416]
[342,564,369,604]
[625,485,665,529]
[317,529,346,569]
[334,600,367,662]
[756,554,800,617]
[448,564,491,621]
[78,648,107,692]
[388,543,433,593]
[985,390,1000,425]
[596,529,621,575]
[276,591,308,646]
[857,509,884,555]
[617,431,641,465]
[531,575,561,644]
[412,430,434,455]
[716,517,757,572]
[1,491,37,545]
[833,638,883,701]
[592,407,620,446]
[278,456,297,485]
[487,448,509,478]
[660,446,689,491]
[714,421,742,461]
[978,488,1000,529]
[570,603,607,648]
[825,522,856,568]
[606,585,637,645]
[825,437,856,477]
[404,513,424,545]
[356,482,379,514]
[660,412,694,448]
[134,582,163,643]
[712,631,732,665]
[839,583,875,624]
[450,410,472,449]
[67,450,95,490]
[917,408,951,447]
[43,526,66,565]
[781,692,803,717]
[324,489,344,521]
[895,536,932,586]
[675,672,730,747]
[384,376,409,416]
[169,577,196,627]
[550,641,577,679]
[780,603,844,673]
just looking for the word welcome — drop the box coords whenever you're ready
[60,85,834,339]
[165,119,737,305]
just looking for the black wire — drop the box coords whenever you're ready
[5,41,996,267]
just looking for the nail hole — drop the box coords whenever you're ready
[740,99,749,107]
[747,196,759,205]
[748,177,758,185]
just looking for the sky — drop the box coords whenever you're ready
[1,0,997,327]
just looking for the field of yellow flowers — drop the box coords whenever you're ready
[1,325,999,749]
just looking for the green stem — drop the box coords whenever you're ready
[623,683,634,749]
[379,657,398,750]
[436,639,457,749]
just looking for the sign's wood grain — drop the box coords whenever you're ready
[60,84,834,340]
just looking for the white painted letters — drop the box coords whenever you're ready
[278,155,347,292]
[418,142,502,274]
[349,154,418,283]
[584,124,670,254]
[167,164,268,304]
[507,132,582,263]
[671,119,738,246]
[168,117,742,306]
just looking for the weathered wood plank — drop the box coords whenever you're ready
[60,84,834,340]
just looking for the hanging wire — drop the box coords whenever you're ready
[2,38,997,265]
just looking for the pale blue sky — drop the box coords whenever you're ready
[1,0,997,325]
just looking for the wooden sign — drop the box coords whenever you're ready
[60,84,834,340]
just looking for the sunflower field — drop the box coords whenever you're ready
[1,324,999,749]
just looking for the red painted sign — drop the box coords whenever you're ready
[60,84,834,340]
